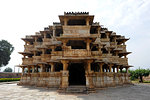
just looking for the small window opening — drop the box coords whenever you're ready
[68,19,86,25]
[36,51,42,56]
[66,40,86,49]
[101,48,108,54]
[91,63,99,72]
[101,34,107,38]
[55,63,63,72]
[55,46,62,51]
[45,49,51,54]
[46,33,51,38]
[37,38,43,42]
[55,29,63,36]
[90,27,98,34]
[91,46,98,51]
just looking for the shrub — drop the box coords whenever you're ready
[129,68,150,82]
[0,78,20,82]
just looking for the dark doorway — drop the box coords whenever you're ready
[68,63,86,85]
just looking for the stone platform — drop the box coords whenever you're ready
[1,82,150,100]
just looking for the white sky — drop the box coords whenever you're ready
[0,0,150,72]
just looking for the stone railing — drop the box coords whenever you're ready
[22,58,33,65]
[117,36,125,40]
[22,73,31,77]
[117,45,126,52]
[34,42,43,48]
[33,56,41,63]
[62,26,90,37]
[110,56,119,63]
[64,46,71,50]
[41,54,51,62]
[31,73,40,77]
[64,49,91,57]
[90,34,98,37]
[101,38,109,42]
[101,54,112,58]
[91,51,101,56]
[92,22,99,26]
[35,32,41,36]
[24,45,34,52]
[25,35,33,39]
[52,51,63,56]
[110,42,116,48]
[118,58,128,65]
[43,38,53,45]
[30,72,62,77]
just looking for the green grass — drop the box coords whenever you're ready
[143,81,150,83]
[131,79,150,84]
[0,78,20,82]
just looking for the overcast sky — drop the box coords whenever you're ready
[0,0,150,72]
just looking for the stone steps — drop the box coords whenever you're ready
[58,85,96,94]
[66,85,87,93]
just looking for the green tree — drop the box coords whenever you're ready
[0,40,14,67]
[3,67,13,72]
[129,68,150,83]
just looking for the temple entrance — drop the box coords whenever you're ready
[68,63,86,85]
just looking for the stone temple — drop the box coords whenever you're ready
[18,12,132,92]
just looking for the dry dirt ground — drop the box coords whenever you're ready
[0,82,150,100]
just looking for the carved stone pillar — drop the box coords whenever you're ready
[99,63,104,73]
[33,51,36,56]
[62,40,68,50]
[39,64,43,72]
[115,51,118,56]
[64,18,68,26]
[61,70,69,88]
[51,46,55,52]
[61,60,69,88]
[106,32,109,39]
[42,49,45,55]
[86,39,90,51]
[53,26,56,38]
[35,37,37,42]
[61,60,69,71]
[85,72,94,89]
[87,60,93,72]
[120,67,123,73]
[49,62,54,72]
[126,67,129,73]
[113,67,115,72]
[114,37,117,45]
[117,65,120,73]
[86,60,94,89]
[98,27,100,36]
[28,66,31,74]
[43,32,46,38]
[32,66,35,73]
[124,55,127,58]
[108,48,111,54]
[36,66,38,73]
[123,40,125,45]
[109,64,113,72]
[22,67,25,75]
[86,17,89,25]
[106,67,108,72]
